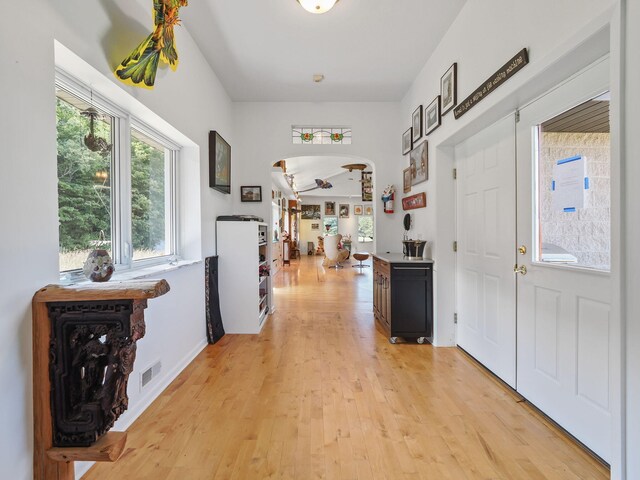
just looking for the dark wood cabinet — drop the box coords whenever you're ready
[372,254,433,344]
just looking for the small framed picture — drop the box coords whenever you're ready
[240,185,262,202]
[412,106,423,143]
[410,140,428,186]
[339,204,350,218]
[441,63,457,115]
[402,127,413,155]
[311,223,320,230]
[425,96,441,135]
[354,205,363,215]
[325,201,336,216]
[403,167,411,193]
[364,206,373,215]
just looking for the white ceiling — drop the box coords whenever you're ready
[182,0,467,102]
[272,155,371,197]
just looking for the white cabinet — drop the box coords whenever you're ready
[216,221,271,333]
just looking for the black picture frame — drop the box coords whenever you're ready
[402,127,413,155]
[412,105,423,143]
[209,131,231,193]
[240,185,262,202]
[441,63,457,115]
[425,96,441,135]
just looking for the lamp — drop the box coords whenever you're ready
[297,0,339,14]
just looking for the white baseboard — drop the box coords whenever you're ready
[75,338,208,479]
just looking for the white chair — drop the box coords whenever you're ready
[322,234,349,268]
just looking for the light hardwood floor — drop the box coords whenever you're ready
[84,255,609,480]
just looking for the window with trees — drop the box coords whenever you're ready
[358,216,374,242]
[56,74,178,277]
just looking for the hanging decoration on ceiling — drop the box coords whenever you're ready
[114,0,189,89]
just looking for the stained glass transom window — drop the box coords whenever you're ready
[292,126,352,145]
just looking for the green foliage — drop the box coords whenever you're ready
[131,135,166,252]
[56,97,167,257]
[57,99,111,251]
[358,216,374,242]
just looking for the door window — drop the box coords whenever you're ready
[534,92,610,271]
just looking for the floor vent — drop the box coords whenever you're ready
[141,361,162,389]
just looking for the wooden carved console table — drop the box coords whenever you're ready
[32,280,170,480]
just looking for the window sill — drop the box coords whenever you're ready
[59,259,202,285]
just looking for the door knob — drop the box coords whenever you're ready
[513,264,527,275]
[518,245,527,255]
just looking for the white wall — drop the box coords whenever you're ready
[298,196,375,255]
[232,102,401,254]
[623,0,639,477]
[0,1,233,478]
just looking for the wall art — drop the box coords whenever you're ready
[339,204,350,218]
[454,48,529,119]
[354,205,363,215]
[425,96,441,135]
[409,140,428,186]
[402,192,427,210]
[441,63,458,115]
[301,204,321,220]
[402,128,413,155]
[325,201,336,216]
[361,171,373,201]
[209,131,231,194]
[240,186,262,202]
[412,106,423,143]
[403,167,412,193]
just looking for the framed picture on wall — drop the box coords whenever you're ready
[403,167,411,193]
[240,186,262,202]
[354,205,363,215]
[412,105,423,143]
[441,63,458,115]
[425,96,441,135]
[361,171,373,201]
[402,128,413,155]
[364,206,373,215]
[339,204,350,218]
[301,204,321,220]
[410,140,428,186]
[325,201,336,216]
[209,131,231,193]
[311,223,320,230]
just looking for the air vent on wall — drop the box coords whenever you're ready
[140,360,162,390]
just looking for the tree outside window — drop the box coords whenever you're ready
[358,216,374,242]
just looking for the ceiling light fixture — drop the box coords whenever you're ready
[313,74,325,83]
[297,0,339,15]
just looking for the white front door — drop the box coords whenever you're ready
[455,114,517,387]
[515,58,613,461]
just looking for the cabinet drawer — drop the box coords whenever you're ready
[391,264,431,277]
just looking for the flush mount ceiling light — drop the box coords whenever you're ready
[297,0,339,14]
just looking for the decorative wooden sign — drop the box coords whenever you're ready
[454,48,529,119]
[402,192,427,210]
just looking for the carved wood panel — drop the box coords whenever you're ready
[48,299,147,447]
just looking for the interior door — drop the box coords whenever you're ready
[455,115,517,387]
[515,58,613,461]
